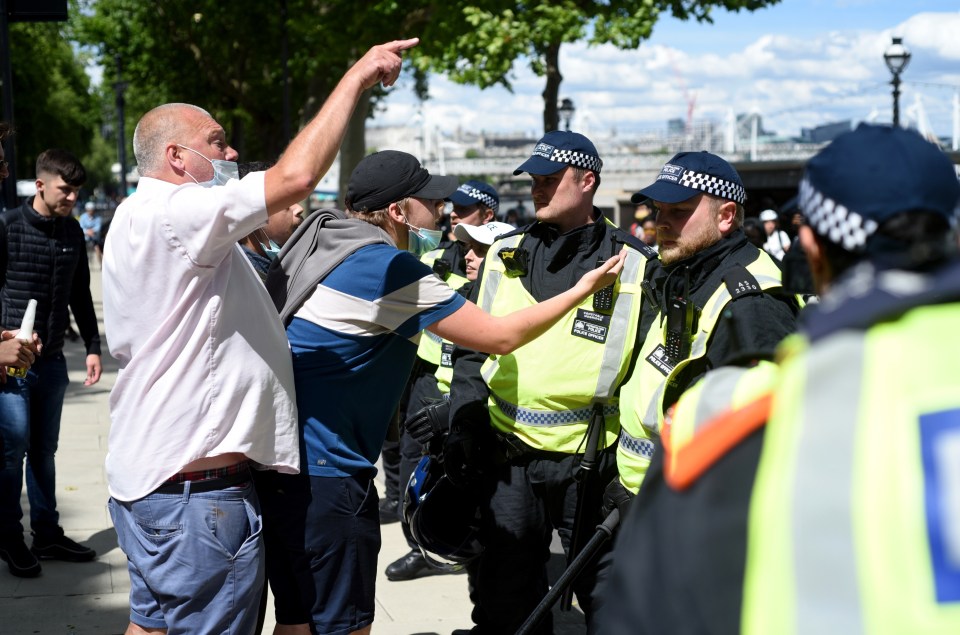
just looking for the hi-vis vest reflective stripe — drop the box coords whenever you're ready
[417,247,469,366]
[661,361,777,491]
[742,304,960,635]
[476,231,646,453]
[617,251,783,493]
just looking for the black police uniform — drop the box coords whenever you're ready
[448,211,654,634]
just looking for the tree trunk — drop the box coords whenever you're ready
[541,41,563,134]
[338,88,372,206]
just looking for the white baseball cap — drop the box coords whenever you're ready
[453,221,515,246]
[759,209,778,222]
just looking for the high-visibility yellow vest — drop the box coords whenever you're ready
[417,246,469,367]
[476,231,647,453]
[742,303,960,635]
[617,250,784,493]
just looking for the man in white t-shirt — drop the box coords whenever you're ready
[101,39,419,635]
[760,208,790,260]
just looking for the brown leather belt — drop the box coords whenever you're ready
[155,461,251,494]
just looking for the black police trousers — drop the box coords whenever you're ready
[473,446,617,635]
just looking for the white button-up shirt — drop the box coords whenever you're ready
[102,173,299,501]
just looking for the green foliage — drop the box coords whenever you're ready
[411,0,781,131]
[2,0,780,191]
[70,0,436,172]
[6,20,97,179]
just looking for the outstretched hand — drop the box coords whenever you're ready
[351,38,420,91]
[576,248,626,296]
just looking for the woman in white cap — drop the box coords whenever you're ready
[760,208,790,260]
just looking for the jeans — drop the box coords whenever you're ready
[0,354,69,538]
[109,480,264,634]
[259,472,380,634]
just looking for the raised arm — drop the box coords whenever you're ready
[428,250,625,354]
[264,38,419,214]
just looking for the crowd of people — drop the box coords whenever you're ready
[1,35,959,635]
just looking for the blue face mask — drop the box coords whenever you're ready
[407,227,444,256]
[401,211,443,256]
[259,238,281,261]
[177,144,239,187]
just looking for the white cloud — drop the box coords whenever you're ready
[370,9,960,141]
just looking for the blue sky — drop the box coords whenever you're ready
[371,0,960,142]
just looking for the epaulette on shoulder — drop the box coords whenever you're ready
[610,226,657,259]
[662,392,772,491]
[723,263,762,300]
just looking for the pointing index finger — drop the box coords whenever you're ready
[388,37,420,53]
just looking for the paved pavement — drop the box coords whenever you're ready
[0,267,587,634]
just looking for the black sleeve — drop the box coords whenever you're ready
[602,427,766,635]
[0,220,7,321]
[665,291,798,410]
[448,273,490,429]
[68,226,102,357]
[705,291,798,369]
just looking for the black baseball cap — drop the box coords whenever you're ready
[345,150,459,212]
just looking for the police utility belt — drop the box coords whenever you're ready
[492,429,617,462]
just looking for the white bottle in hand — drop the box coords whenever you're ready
[7,299,37,379]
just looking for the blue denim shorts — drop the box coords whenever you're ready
[258,471,380,635]
[109,479,264,633]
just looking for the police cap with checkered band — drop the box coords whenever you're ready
[513,131,603,176]
[798,123,960,254]
[633,151,746,206]
[448,180,500,213]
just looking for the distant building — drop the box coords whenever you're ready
[736,113,775,137]
[667,118,686,135]
[800,120,852,144]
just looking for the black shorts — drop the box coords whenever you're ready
[256,470,381,634]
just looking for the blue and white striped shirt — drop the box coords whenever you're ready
[287,243,465,477]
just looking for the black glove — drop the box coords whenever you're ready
[442,402,493,488]
[405,399,450,446]
[601,478,635,520]
[443,424,483,488]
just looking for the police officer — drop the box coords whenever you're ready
[610,151,799,504]
[384,180,501,581]
[603,123,960,634]
[446,131,658,634]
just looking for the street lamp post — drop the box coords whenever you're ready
[558,98,576,131]
[114,55,129,198]
[883,37,911,128]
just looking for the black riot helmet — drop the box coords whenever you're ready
[403,455,483,571]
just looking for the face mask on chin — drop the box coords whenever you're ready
[177,144,239,187]
[401,209,443,256]
[259,237,282,261]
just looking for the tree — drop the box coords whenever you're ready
[411,0,781,133]
[5,19,98,180]
[72,0,435,196]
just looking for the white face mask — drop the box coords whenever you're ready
[177,144,239,187]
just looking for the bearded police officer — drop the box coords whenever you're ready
[609,151,800,507]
